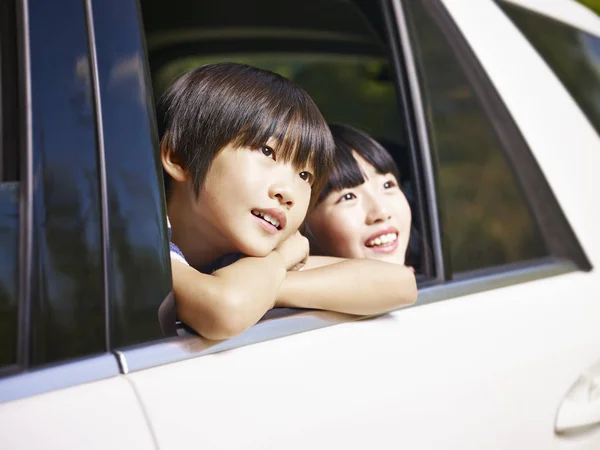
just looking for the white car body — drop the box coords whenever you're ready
[1,0,599,448]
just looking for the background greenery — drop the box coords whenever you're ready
[578,0,600,15]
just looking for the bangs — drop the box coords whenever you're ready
[229,85,334,206]
[318,124,401,203]
[159,63,334,201]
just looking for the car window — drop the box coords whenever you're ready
[404,0,548,274]
[141,0,429,275]
[500,1,600,136]
[89,0,172,349]
[27,0,106,366]
[0,0,19,372]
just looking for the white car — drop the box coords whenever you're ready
[1,0,599,448]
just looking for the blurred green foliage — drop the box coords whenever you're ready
[154,55,406,145]
[577,0,600,15]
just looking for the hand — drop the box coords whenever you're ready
[275,231,309,271]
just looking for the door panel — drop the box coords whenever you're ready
[0,376,155,450]
[130,271,600,449]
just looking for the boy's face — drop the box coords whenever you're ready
[194,139,314,257]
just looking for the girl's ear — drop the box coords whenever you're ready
[161,142,188,182]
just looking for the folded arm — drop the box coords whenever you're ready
[276,256,417,315]
[172,253,286,340]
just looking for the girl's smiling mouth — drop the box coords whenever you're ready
[364,228,399,253]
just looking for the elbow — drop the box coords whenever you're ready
[375,267,417,314]
[206,299,253,340]
[177,291,254,341]
[396,267,418,306]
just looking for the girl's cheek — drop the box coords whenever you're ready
[327,212,360,250]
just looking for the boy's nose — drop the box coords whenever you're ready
[270,183,295,208]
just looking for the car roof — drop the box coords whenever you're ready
[503,0,600,38]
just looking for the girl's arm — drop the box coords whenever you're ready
[172,254,286,340]
[276,257,417,315]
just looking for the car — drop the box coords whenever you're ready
[1,0,600,448]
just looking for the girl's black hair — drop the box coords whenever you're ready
[158,62,335,206]
[318,123,402,203]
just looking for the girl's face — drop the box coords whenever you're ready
[171,138,314,266]
[307,152,411,265]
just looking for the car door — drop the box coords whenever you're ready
[0,0,157,448]
[106,0,600,449]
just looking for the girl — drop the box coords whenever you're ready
[159,63,416,340]
[306,124,413,266]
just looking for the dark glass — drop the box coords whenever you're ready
[28,0,105,364]
[91,0,171,348]
[1,0,19,182]
[501,2,600,136]
[0,183,18,367]
[404,1,548,273]
[0,0,19,370]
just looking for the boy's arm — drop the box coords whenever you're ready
[172,232,309,340]
[172,253,285,340]
[276,257,417,315]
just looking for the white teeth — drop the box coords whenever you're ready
[252,210,280,229]
[367,233,398,247]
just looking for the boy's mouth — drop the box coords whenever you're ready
[251,209,285,231]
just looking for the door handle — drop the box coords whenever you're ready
[556,359,600,434]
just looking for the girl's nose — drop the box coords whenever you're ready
[365,196,391,225]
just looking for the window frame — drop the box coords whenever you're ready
[111,0,589,375]
[0,0,121,403]
[409,0,590,276]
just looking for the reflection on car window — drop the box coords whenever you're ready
[28,0,105,365]
[0,183,18,370]
[0,0,19,372]
[404,1,548,273]
[501,2,600,135]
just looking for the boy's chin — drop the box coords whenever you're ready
[234,240,275,258]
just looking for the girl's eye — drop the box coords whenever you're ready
[337,192,356,203]
[383,180,397,189]
[299,171,313,184]
[260,145,275,159]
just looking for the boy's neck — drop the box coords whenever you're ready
[167,193,235,271]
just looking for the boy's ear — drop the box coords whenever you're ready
[161,142,188,182]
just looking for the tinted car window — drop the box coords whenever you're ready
[28,0,106,365]
[0,0,19,371]
[0,185,18,370]
[404,1,548,273]
[91,0,172,348]
[501,2,600,136]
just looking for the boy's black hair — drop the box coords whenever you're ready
[158,63,335,206]
[318,123,402,203]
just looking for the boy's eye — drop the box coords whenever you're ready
[337,192,356,203]
[299,171,313,184]
[383,180,397,189]
[260,145,275,159]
